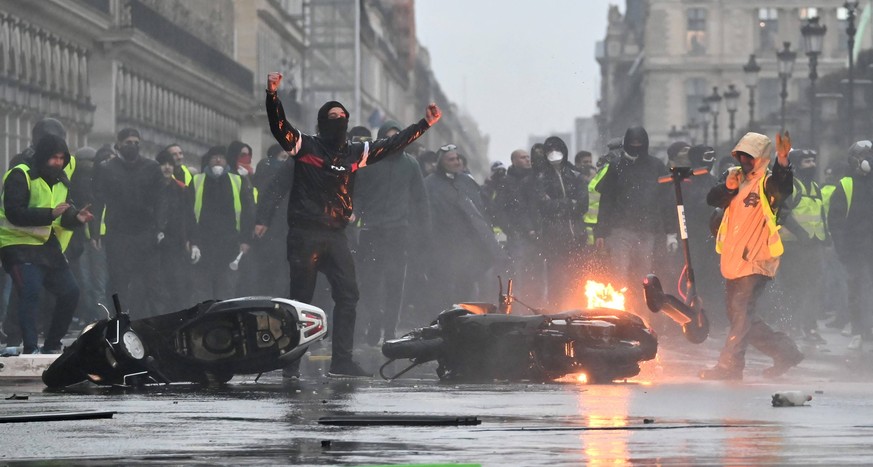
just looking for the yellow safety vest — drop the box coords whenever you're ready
[583,165,609,245]
[839,177,853,217]
[821,184,836,220]
[716,174,783,258]
[193,173,242,231]
[175,164,193,187]
[0,164,70,249]
[783,179,826,241]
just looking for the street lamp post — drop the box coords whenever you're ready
[845,1,859,144]
[723,84,741,143]
[802,16,827,150]
[686,119,700,144]
[743,54,761,131]
[777,42,797,131]
[698,102,711,146]
[706,87,722,147]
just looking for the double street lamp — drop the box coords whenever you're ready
[802,16,827,149]
[705,87,722,147]
[723,84,741,143]
[776,42,797,131]
[743,54,761,131]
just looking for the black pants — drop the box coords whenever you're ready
[717,274,800,370]
[357,226,408,342]
[287,227,359,363]
[159,242,192,309]
[105,232,162,318]
[843,254,873,338]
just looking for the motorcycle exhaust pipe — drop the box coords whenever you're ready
[643,274,709,344]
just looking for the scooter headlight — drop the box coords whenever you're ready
[122,331,145,360]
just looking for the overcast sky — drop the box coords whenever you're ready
[415,0,613,164]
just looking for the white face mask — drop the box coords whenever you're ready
[211,165,225,177]
[547,151,563,163]
[237,167,249,177]
[862,160,871,173]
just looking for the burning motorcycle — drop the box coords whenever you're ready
[42,295,327,388]
[380,279,658,383]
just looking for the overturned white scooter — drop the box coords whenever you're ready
[42,295,328,388]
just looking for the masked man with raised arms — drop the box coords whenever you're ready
[256,72,441,378]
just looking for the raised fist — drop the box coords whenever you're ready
[267,72,283,93]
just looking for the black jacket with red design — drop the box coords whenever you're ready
[258,91,431,230]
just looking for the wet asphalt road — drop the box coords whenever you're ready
[2,326,873,465]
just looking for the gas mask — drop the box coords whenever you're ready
[546,151,563,166]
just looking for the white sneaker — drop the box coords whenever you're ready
[841,323,853,337]
[847,334,863,350]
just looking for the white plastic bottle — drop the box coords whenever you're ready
[772,391,813,407]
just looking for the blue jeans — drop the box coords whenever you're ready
[9,263,79,352]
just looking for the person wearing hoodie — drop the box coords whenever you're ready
[190,146,254,302]
[256,71,441,378]
[155,148,197,308]
[225,141,258,295]
[776,149,827,343]
[353,120,430,346]
[595,126,675,308]
[424,145,503,307]
[828,140,873,350]
[90,128,167,318]
[0,134,93,353]
[700,132,803,380]
[534,136,588,309]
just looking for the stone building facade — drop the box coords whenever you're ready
[0,0,486,175]
[597,0,873,155]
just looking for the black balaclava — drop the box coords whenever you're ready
[623,126,649,160]
[32,134,70,185]
[317,101,350,149]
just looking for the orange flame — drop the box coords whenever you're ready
[585,280,627,311]
[576,373,588,384]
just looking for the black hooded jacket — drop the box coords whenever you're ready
[259,92,431,230]
[595,127,672,237]
[1,134,84,269]
[534,137,588,246]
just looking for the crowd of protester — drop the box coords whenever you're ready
[2,111,872,377]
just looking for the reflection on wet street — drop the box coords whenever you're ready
[3,332,873,466]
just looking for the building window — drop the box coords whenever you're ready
[758,8,779,51]
[799,7,819,20]
[686,78,708,122]
[686,8,707,55]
